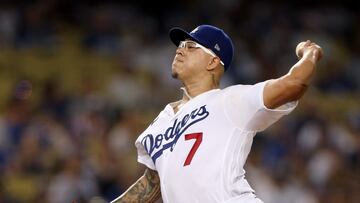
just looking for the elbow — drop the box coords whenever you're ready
[264,77,309,109]
[284,79,308,101]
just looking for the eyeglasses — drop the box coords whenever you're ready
[178,41,224,66]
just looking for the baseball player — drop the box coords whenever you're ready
[111,24,323,203]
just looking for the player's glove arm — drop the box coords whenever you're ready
[111,168,161,203]
[263,40,323,109]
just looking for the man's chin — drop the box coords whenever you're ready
[171,65,179,79]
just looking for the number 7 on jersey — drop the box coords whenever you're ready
[183,132,203,166]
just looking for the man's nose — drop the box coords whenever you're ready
[176,48,184,56]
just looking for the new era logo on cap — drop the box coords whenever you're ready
[169,24,234,71]
[214,44,220,51]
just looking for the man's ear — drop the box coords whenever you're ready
[206,57,221,71]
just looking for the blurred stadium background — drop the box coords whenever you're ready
[0,0,359,203]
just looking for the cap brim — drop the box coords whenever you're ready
[169,27,199,46]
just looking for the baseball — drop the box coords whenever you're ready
[296,41,306,58]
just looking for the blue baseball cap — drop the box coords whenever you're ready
[169,24,234,71]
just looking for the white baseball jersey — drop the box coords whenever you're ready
[135,81,297,203]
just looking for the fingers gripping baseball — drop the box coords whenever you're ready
[296,40,323,62]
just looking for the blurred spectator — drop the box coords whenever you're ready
[83,5,120,55]
[0,5,17,47]
[47,156,98,203]
[15,3,58,49]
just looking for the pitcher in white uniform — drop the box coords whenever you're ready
[111,24,323,203]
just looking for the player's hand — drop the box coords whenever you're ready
[296,40,323,62]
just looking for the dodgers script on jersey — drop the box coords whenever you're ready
[135,81,297,203]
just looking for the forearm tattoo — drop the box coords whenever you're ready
[111,169,161,203]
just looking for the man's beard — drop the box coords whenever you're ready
[171,72,178,79]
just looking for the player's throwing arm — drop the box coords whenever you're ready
[263,40,323,109]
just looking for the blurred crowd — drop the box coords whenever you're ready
[0,1,359,203]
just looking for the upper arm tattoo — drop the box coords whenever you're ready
[111,169,161,203]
